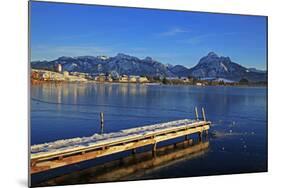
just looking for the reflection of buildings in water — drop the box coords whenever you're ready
[127,84,148,96]
[129,84,137,96]
[97,83,106,96]
[117,83,148,96]
[119,83,129,96]
[106,84,113,96]
[32,83,149,106]
[30,83,91,108]
[73,84,87,103]
[37,139,209,186]
[136,84,148,96]
[72,84,77,104]
[40,84,53,101]
[57,86,61,105]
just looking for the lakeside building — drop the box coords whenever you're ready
[196,83,205,86]
[94,73,106,82]
[138,76,149,83]
[32,69,150,83]
[164,76,190,84]
[119,75,129,82]
[65,75,87,82]
[129,75,138,83]
[70,72,91,79]
[106,74,113,82]
[31,69,87,82]
[180,77,190,83]
[166,77,179,80]
[63,71,69,77]
[56,64,62,73]
[31,69,65,81]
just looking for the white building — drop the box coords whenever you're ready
[56,64,62,73]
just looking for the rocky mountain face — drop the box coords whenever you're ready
[169,65,191,77]
[31,52,267,82]
[32,53,175,77]
[189,52,266,81]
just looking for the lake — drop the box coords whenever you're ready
[30,83,267,185]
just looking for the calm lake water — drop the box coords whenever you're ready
[30,83,267,186]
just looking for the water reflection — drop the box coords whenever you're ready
[31,83,267,186]
[31,83,149,105]
[36,139,209,186]
[32,84,265,115]
[31,83,267,145]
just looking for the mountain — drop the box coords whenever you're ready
[168,65,191,77]
[31,53,175,77]
[31,52,267,82]
[189,52,267,81]
[247,68,267,74]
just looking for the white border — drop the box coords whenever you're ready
[1,0,280,188]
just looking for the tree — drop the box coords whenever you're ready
[162,77,168,84]
[239,78,249,85]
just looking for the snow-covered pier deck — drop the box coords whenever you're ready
[30,119,210,174]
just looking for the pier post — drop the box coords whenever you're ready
[132,148,136,155]
[198,131,202,142]
[202,107,206,121]
[152,143,157,157]
[195,107,199,120]
[185,135,188,140]
[100,112,104,134]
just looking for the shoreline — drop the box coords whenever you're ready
[31,79,267,88]
[30,69,267,88]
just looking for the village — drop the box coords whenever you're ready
[30,63,196,85]
[31,63,152,84]
[31,63,261,86]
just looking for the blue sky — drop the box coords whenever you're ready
[30,1,267,70]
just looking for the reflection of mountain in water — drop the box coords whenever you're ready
[36,139,209,186]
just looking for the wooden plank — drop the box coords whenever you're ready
[31,138,156,174]
[155,125,209,143]
[31,121,210,161]
[31,122,209,163]
[31,121,210,174]
[36,140,209,186]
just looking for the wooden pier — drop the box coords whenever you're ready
[36,139,209,186]
[30,118,210,174]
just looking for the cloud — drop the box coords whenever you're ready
[55,45,111,55]
[158,27,190,37]
[31,44,113,61]
[183,34,215,44]
[52,33,96,41]
[180,32,237,45]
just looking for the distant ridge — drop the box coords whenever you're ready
[31,52,267,82]
[189,52,267,81]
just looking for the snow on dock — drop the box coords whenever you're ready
[30,118,210,174]
[31,119,195,155]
